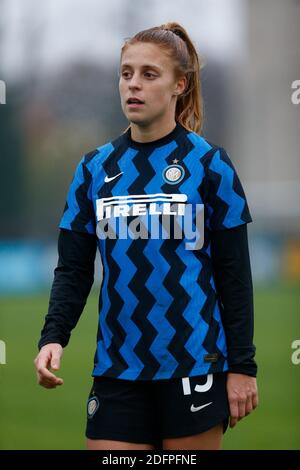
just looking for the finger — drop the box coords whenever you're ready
[229,399,239,428]
[252,392,259,409]
[39,379,62,389]
[38,374,64,388]
[37,366,63,384]
[35,353,51,371]
[38,376,56,388]
[39,375,64,385]
[245,395,253,415]
[37,366,57,381]
[41,375,64,387]
[238,399,246,420]
[51,352,61,370]
[229,416,238,428]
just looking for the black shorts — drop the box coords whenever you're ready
[85,372,230,448]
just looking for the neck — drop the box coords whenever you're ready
[130,118,177,143]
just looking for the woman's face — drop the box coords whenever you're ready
[119,42,185,127]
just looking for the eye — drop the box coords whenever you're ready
[145,72,156,78]
[121,71,131,79]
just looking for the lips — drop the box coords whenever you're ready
[127,97,145,104]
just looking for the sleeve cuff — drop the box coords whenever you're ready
[227,363,258,377]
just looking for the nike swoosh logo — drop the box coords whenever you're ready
[190,402,213,412]
[104,172,123,183]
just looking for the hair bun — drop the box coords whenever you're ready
[161,24,184,40]
[172,29,184,40]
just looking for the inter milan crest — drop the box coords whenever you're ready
[162,162,185,185]
[87,396,99,419]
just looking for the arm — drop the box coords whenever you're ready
[210,223,258,427]
[34,228,97,388]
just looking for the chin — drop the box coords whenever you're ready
[127,116,148,126]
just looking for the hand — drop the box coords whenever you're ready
[226,372,258,428]
[34,343,64,389]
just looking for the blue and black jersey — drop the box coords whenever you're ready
[39,122,257,380]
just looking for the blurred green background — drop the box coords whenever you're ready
[0,282,299,450]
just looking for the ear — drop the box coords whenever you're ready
[174,76,187,97]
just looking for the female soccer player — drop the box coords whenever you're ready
[34,22,258,451]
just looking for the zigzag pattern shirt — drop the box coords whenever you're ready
[59,122,253,380]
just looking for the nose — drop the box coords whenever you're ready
[128,73,142,90]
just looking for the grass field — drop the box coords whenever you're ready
[0,282,299,450]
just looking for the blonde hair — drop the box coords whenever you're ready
[120,22,204,135]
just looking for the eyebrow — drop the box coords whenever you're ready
[120,63,163,71]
